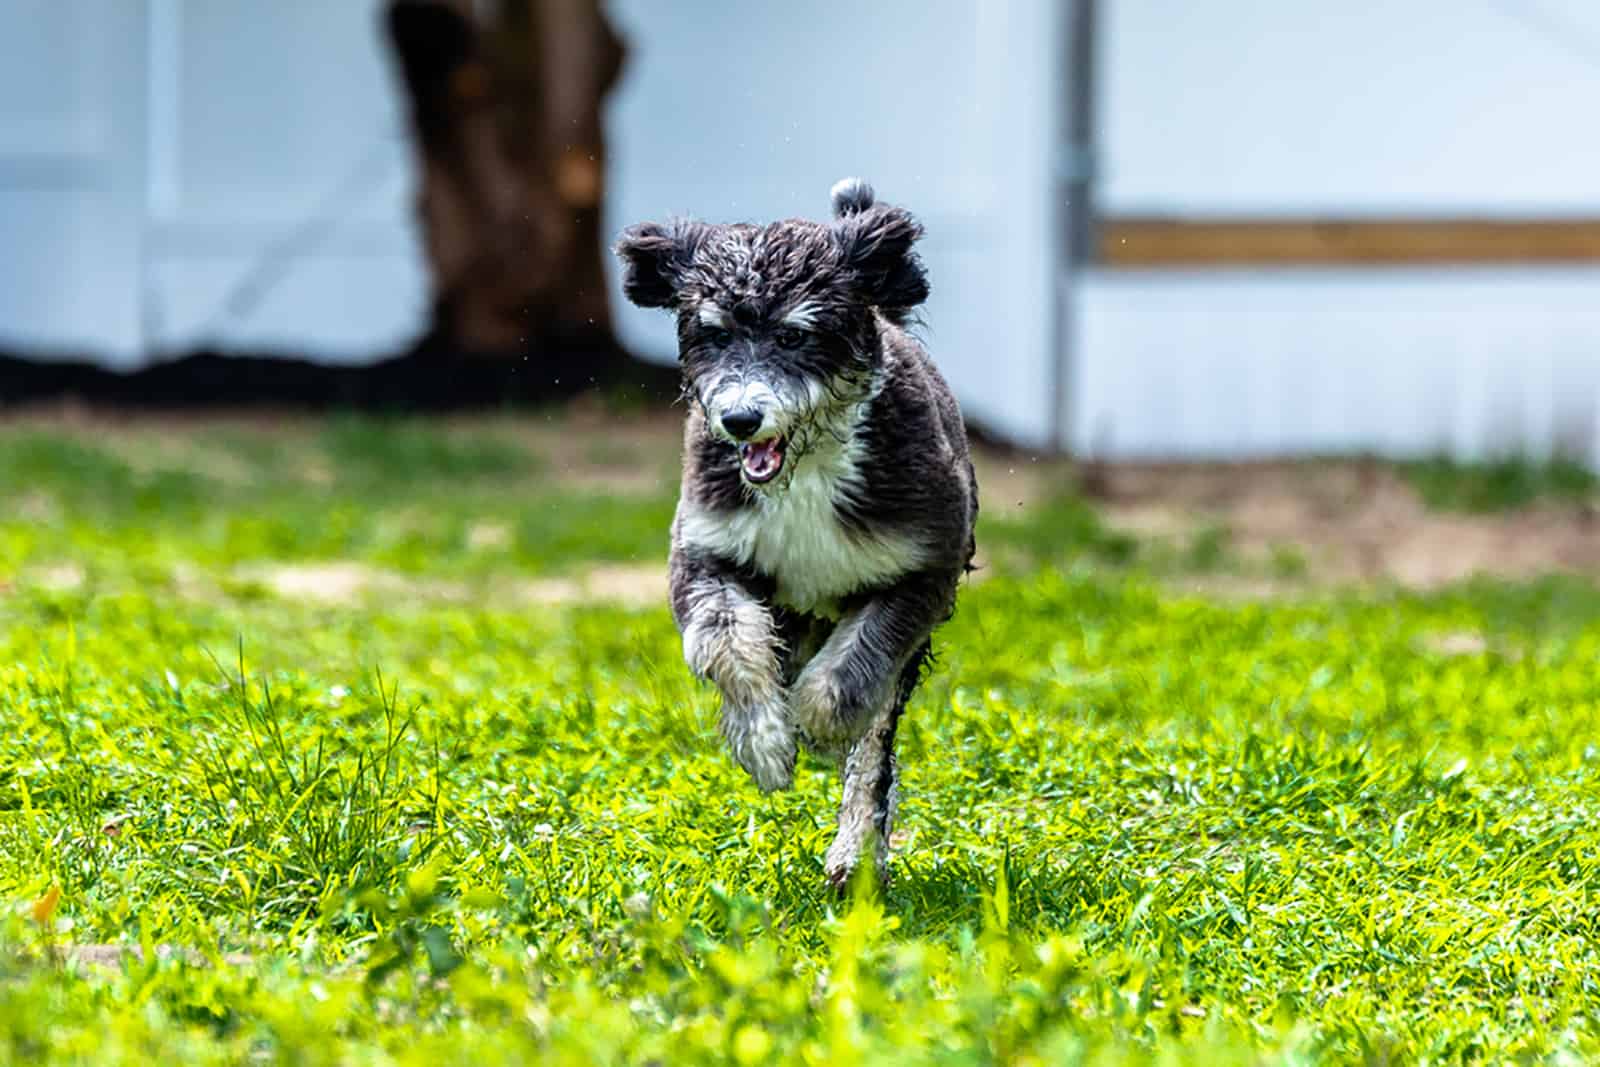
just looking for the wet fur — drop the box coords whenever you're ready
[616,179,978,888]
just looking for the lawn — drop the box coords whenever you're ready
[4,414,1600,1064]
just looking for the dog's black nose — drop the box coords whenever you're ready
[720,408,764,440]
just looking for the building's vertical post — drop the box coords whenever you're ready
[1051,0,1097,453]
[1065,0,1097,268]
[142,0,182,363]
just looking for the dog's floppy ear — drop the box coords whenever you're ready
[832,198,930,313]
[614,221,703,309]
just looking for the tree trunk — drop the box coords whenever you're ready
[386,0,656,397]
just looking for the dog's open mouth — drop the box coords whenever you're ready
[739,435,786,483]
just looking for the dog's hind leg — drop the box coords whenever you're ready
[823,641,928,891]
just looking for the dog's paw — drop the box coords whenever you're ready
[788,664,851,748]
[720,695,796,793]
[823,860,855,895]
[822,849,892,896]
[790,663,881,750]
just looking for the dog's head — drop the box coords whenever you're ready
[614,179,928,487]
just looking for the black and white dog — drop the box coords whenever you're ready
[615,179,978,887]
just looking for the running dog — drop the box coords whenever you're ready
[614,178,978,887]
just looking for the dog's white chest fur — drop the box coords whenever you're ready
[678,449,922,616]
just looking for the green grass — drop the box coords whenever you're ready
[4,420,1600,1063]
[1400,452,1597,513]
[0,419,675,581]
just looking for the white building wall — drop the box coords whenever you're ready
[0,0,1063,448]
[0,0,426,369]
[1100,0,1600,216]
[1076,269,1600,464]
[0,0,148,362]
[141,0,427,363]
[1079,0,1600,466]
[6,0,1593,465]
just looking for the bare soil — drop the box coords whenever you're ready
[1092,460,1600,588]
[5,405,1597,593]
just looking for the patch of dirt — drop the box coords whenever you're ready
[489,404,1075,513]
[6,409,1595,592]
[61,943,254,969]
[971,452,1067,518]
[1093,460,1600,588]
[250,562,385,603]
[243,561,667,608]
[582,563,670,604]
[498,405,684,495]
[466,520,513,551]
[13,491,56,522]
[0,403,1070,513]
[1417,630,1491,657]
[518,563,667,607]
[24,563,87,592]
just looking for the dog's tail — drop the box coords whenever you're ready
[830,177,875,219]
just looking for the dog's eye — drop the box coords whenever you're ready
[775,327,808,350]
[705,327,734,348]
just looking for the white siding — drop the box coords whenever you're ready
[1083,0,1600,466]
[5,0,1594,468]
[1101,0,1600,215]
[0,0,147,361]
[143,0,426,362]
[1074,269,1600,467]
[0,0,426,368]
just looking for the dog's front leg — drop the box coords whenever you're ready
[670,551,795,792]
[789,570,955,751]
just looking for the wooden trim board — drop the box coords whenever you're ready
[1099,217,1600,266]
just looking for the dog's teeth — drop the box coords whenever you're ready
[739,437,786,482]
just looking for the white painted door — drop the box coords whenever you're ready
[141,0,427,362]
[0,0,428,369]
[0,0,146,364]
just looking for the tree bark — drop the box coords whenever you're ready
[386,0,650,396]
